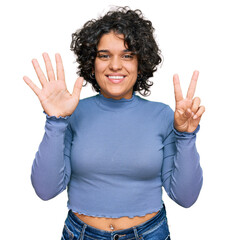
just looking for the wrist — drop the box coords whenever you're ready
[43,110,71,119]
[173,123,200,136]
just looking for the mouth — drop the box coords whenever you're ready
[106,75,126,84]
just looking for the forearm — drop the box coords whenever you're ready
[31,112,71,200]
[163,124,203,208]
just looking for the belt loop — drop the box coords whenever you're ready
[79,223,87,240]
[133,226,140,240]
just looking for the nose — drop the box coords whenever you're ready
[109,56,122,71]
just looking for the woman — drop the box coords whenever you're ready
[23,6,205,240]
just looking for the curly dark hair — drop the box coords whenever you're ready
[70,6,162,97]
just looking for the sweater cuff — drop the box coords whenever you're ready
[172,124,200,138]
[43,110,72,136]
[43,110,71,121]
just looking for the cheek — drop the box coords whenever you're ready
[126,61,138,74]
[128,66,138,78]
[94,60,107,74]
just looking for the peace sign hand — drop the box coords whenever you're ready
[23,53,84,118]
[173,70,206,133]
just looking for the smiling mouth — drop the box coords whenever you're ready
[106,75,126,83]
[108,75,125,79]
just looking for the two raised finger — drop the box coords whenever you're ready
[186,70,199,99]
[173,74,183,102]
[173,70,199,103]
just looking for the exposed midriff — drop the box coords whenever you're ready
[74,211,159,232]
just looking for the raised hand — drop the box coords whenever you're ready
[23,53,84,118]
[173,70,206,133]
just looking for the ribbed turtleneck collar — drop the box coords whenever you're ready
[95,91,140,111]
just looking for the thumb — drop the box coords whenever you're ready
[72,77,84,100]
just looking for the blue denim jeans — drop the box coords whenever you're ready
[61,204,171,240]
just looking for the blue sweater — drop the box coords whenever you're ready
[31,91,203,218]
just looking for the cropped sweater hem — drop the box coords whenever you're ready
[68,204,164,219]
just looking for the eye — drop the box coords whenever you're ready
[122,54,134,59]
[97,54,110,59]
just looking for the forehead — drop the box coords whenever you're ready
[97,32,128,51]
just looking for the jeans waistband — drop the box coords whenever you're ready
[67,204,167,239]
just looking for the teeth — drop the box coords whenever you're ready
[108,76,124,79]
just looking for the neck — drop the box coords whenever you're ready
[95,91,139,112]
[100,90,133,100]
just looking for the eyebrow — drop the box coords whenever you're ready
[96,49,134,53]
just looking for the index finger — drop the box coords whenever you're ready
[55,53,65,81]
[186,70,199,99]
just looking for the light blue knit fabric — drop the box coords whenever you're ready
[31,92,202,218]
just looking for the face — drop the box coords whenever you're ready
[94,31,139,100]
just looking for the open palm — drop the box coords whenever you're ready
[173,71,206,133]
[23,52,84,118]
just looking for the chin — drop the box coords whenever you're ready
[101,89,132,100]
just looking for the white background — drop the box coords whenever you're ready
[1,0,227,239]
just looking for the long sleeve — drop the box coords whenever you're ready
[161,105,203,208]
[31,111,73,200]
